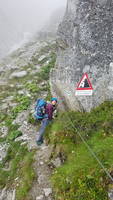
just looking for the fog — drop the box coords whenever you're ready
[0,0,67,58]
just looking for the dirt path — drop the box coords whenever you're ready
[29,144,54,200]
[14,109,54,200]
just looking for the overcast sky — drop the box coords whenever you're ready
[0,0,67,32]
[0,0,67,58]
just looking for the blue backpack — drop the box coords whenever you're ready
[34,99,47,120]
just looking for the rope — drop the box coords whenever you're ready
[65,113,113,182]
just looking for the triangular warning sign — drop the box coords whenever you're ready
[76,73,93,90]
[75,73,93,96]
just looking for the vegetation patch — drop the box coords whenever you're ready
[37,52,56,81]
[0,141,36,200]
[11,95,31,119]
[0,113,36,199]
[25,82,41,94]
[45,101,113,200]
[7,130,22,141]
[0,113,8,123]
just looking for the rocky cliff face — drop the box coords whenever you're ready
[50,0,113,111]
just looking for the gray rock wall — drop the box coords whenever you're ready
[50,0,113,112]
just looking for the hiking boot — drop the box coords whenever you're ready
[36,141,43,146]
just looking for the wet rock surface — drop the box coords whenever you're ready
[50,0,113,111]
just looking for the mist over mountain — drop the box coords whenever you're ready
[0,0,66,59]
[42,7,66,33]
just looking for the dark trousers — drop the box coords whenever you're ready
[36,118,51,143]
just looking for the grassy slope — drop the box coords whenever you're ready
[45,101,113,200]
[0,41,56,200]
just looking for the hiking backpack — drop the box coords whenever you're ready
[34,99,47,120]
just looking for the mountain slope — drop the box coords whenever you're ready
[0,34,57,200]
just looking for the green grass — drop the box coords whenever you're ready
[7,130,22,141]
[11,95,31,119]
[0,113,8,123]
[37,52,56,81]
[16,150,36,200]
[0,141,36,200]
[25,82,41,94]
[0,113,36,199]
[45,101,113,200]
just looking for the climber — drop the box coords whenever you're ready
[36,97,58,146]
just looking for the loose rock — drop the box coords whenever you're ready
[36,195,44,200]
[10,71,27,78]
[43,188,52,197]
[51,157,62,168]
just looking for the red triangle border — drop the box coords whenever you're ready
[76,73,93,90]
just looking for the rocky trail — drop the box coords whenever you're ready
[0,109,54,200]
[0,36,57,200]
[13,109,54,200]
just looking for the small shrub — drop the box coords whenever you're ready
[0,113,7,123]
[11,96,31,118]
[7,130,22,141]
[25,82,41,93]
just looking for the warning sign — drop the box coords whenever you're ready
[75,73,93,96]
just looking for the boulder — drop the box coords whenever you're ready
[0,143,8,162]
[36,195,44,200]
[43,188,52,197]
[10,71,27,78]
[51,157,62,168]
[0,188,15,200]
[0,126,8,138]
[50,0,113,111]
